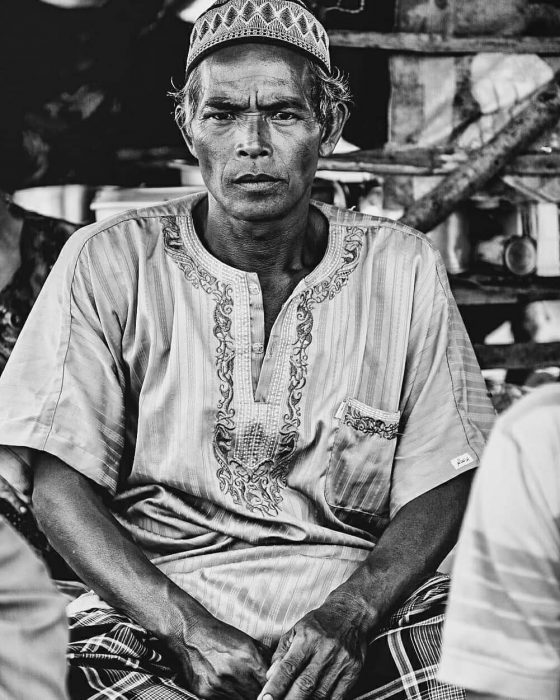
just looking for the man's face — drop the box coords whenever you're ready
[186,43,335,222]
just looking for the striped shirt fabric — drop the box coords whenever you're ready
[0,518,69,700]
[439,384,560,700]
[0,192,494,646]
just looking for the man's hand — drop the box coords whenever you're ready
[32,455,269,700]
[258,600,368,700]
[167,610,270,700]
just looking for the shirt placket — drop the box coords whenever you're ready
[246,272,266,396]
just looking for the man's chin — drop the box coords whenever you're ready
[222,193,299,223]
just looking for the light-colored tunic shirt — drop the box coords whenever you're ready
[439,384,560,700]
[0,192,494,645]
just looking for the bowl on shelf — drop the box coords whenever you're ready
[90,186,205,221]
[13,185,98,225]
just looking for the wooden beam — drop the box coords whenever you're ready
[318,148,443,175]
[506,153,560,175]
[329,31,560,55]
[318,151,560,176]
[474,341,560,369]
[451,275,560,306]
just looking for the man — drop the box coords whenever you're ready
[0,1,495,698]
[0,517,69,700]
[439,383,560,700]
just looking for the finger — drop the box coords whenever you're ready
[283,653,358,700]
[282,663,322,700]
[323,674,357,700]
[266,659,279,681]
[270,629,295,666]
[314,663,361,700]
[258,646,308,700]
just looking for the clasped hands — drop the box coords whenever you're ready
[168,596,369,700]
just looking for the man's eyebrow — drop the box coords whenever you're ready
[201,96,309,110]
[260,97,309,110]
[202,97,246,110]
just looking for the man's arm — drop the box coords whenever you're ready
[259,471,473,700]
[33,451,269,700]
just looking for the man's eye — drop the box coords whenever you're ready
[272,112,296,121]
[208,113,234,121]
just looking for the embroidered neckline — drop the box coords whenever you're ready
[178,192,343,289]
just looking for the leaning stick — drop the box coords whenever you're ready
[400,73,560,233]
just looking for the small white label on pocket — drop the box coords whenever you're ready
[451,453,474,470]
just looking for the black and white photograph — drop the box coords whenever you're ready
[1,1,559,699]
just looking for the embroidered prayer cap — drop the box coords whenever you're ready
[186,0,330,76]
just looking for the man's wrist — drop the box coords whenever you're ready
[322,589,379,637]
[139,578,212,643]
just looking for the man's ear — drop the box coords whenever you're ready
[180,125,198,161]
[318,103,349,158]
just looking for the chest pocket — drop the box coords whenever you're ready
[325,398,400,534]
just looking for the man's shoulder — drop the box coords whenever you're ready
[313,200,439,255]
[498,384,560,437]
[491,384,560,490]
[69,191,200,250]
[53,191,203,279]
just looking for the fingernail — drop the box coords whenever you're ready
[263,695,273,700]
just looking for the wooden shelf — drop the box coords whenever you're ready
[451,274,560,305]
[329,31,560,55]
[474,341,560,369]
[318,151,560,177]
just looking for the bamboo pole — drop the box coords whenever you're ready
[400,74,560,233]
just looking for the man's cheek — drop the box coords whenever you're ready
[293,144,320,179]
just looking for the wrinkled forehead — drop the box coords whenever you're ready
[196,43,314,106]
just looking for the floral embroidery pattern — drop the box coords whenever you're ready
[162,216,236,498]
[164,216,365,516]
[343,405,399,440]
[217,423,286,516]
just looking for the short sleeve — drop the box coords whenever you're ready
[390,253,495,516]
[438,394,560,699]
[0,228,128,495]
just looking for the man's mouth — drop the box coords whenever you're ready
[234,173,282,184]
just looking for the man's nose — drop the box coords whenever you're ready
[235,115,272,158]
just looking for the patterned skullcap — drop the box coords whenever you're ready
[186,0,330,75]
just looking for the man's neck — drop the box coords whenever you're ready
[193,194,328,278]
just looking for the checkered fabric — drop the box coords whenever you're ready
[67,610,195,699]
[355,574,465,700]
[67,574,464,700]
[186,0,331,75]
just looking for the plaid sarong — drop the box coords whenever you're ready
[67,573,464,700]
